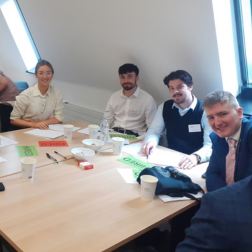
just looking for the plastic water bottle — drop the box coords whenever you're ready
[100,115,109,142]
[100,115,106,134]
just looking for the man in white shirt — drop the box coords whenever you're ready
[142,70,212,169]
[104,63,157,138]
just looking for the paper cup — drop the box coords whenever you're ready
[140,175,158,201]
[21,157,37,181]
[64,124,74,140]
[89,125,99,139]
[112,137,124,155]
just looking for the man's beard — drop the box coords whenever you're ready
[173,93,185,104]
[122,82,136,91]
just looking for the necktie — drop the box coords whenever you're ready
[226,138,237,185]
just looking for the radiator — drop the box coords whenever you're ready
[63,103,103,125]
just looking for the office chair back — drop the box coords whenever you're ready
[14,81,29,93]
[0,104,13,132]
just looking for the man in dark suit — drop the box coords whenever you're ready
[176,175,252,252]
[203,90,252,192]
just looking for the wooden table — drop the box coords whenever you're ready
[0,121,141,178]
[0,146,207,252]
[0,121,93,178]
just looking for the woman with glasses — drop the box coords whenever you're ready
[10,60,64,129]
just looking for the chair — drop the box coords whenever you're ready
[0,104,13,132]
[14,81,29,93]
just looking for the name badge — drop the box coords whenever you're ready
[188,124,201,133]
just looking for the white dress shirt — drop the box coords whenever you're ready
[144,95,212,162]
[104,86,157,138]
[10,83,64,122]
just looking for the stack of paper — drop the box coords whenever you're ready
[24,129,64,139]
[49,124,80,132]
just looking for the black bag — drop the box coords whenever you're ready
[137,166,204,201]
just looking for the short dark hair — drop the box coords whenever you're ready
[163,70,193,87]
[203,90,240,110]
[118,63,139,76]
[35,60,54,75]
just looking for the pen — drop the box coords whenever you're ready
[46,153,58,164]
[147,149,151,160]
[54,151,67,159]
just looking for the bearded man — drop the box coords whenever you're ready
[104,63,157,138]
[141,70,212,169]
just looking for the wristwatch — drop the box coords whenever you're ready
[194,154,201,164]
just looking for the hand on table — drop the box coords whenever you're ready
[141,142,155,156]
[32,121,49,130]
[179,154,199,170]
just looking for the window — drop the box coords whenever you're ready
[0,0,40,73]
[234,0,252,86]
[212,0,239,95]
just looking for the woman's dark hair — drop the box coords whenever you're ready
[163,70,193,87]
[35,60,54,75]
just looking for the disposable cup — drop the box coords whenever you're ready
[112,137,124,155]
[21,157,37,181]
[140,175,158,201]
[64,125,74,140]
[89,125,99,139]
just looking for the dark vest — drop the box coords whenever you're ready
[163,99,204,154]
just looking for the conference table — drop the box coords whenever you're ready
[0,121,208,252]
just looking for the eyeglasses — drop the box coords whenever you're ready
[37,72,53,77]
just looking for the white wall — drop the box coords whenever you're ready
[0,0,223,113]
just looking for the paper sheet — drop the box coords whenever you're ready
[16,146,39,157]
[38,141,68,147]
[49,124,80,132]
[117,168,138,184]
[109,134,137,140]
[118,156,153,170]
[147,148,183,167]
[24,129,64,139]
[123,142,144,156]
[77,128,129,144]
[158,192,203,202]
[0,157,7,163]
[78,127,100,136]
[0,136,18,148]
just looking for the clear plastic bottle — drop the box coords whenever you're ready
[99,115,106,135]
[102,117,109,143]
[100,115,109,142]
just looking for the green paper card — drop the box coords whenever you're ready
[109,134,137,140]
[118,155,153,170]
[16,146,39,157]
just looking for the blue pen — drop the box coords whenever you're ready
[147,149,151,160]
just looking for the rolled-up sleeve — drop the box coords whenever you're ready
[104,96,115,128]
[53,89,64,122]
[10,93,29,120]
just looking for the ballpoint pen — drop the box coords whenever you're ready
[54,151,67,159]
[147,149,151,161]
[46,153,58,164]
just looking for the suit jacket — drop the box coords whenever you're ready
[206,117,252,192]
[176,175,252,252]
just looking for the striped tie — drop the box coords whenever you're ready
[226,138,237,185]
